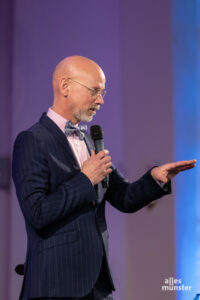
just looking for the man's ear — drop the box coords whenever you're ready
[60,78,69,98]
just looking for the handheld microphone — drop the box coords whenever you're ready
[90,125,109,188]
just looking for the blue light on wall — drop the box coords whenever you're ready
[172,0,200,299]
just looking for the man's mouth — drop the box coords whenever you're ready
[89,109,96,115]
[89,106,100,114]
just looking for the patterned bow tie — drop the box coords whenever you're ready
[65,120,87,140]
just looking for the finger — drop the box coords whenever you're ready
[173,159,197,168]
[96,149,109,159]
[102,165,112,175]
[101,156,111,164]
[166,160,197,170]
[100,168,112,181]
[91,149,96,157]
[105,162,112,169]
[170,163,196,172]
[176,164,196,172]
[106,168,112,175]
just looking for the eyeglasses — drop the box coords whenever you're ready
[69,78,107,98]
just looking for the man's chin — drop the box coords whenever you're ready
[82,115,93,122]
[75,112,93,123]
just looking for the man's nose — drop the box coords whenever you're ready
[95,95,104,105]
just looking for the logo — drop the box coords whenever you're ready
[161,277,192,291]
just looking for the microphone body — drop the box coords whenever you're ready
[93,139,104,154]
[90,125,109,188]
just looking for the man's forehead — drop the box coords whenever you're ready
[75,62,105,77]
[75,68,105,85]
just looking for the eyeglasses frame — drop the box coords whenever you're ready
[68,78,107,98]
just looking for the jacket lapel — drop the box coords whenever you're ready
[84,133,94,155]
[40,113,104,202]
[39,113,80,169]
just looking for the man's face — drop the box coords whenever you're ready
[67,69,106,124]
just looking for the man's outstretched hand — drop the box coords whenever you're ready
[151,159,197,183]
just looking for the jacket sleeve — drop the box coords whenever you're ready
[12,131,97,231]
[105,167,171,213]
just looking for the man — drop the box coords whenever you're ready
[12,55,196,300]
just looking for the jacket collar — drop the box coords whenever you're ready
[39,113,79,166]
[39,112,94,164]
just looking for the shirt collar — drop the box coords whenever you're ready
[47,107,69,134]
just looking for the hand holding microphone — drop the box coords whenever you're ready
[81,149,112,186]
[81,125,112,186]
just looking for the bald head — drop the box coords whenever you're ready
[51,55,106,124]
[53,55,104,82]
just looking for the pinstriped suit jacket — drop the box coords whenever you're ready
[12,113,170,299]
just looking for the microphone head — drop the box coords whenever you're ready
[90,125,103,140]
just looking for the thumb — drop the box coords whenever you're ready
[91,149,96,157]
